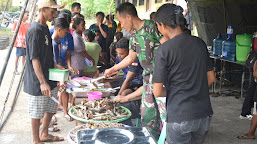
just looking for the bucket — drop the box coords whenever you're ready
[236,34,252,62]
[88,91,103,101]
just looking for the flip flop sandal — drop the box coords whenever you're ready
[48,125,60,132]
[57,107,63,112]
[64,114,74,122]
[237,135,255,139]
[51,116,57,125]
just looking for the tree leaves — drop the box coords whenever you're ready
[59,0,116,18]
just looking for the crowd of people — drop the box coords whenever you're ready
[13,0,218,143]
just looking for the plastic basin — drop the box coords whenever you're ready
[88,91,103,101]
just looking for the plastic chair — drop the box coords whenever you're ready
[158,121,166,144]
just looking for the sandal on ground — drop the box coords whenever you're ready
[51,116,57,125]
[40,134,64,142]
[64,114,73,122]
[48,119,57,126]
[57,107,63,112]
[237,135,255,139]
[48,125,60,132]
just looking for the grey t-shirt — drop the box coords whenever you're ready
[153,33,213,123]
[71,32,85,71]
[24,22,56,96]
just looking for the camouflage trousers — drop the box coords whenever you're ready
[140,76,166,141]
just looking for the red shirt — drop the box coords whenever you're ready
[12,21,30,48]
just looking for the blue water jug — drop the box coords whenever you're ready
[213,33,224,56]
[222,37,236,61]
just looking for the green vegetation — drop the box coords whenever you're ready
[60,0,116,19]
[0,27,12,35]
[9,7,20,12]
[0,0,12,12]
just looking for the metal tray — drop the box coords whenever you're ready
[77,127,157,144]
[68,123,129,144]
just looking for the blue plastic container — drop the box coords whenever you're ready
[213,33,224,56]
[84,58,93,67]
[222,37,236,61]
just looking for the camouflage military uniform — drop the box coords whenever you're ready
[129,20,166,140]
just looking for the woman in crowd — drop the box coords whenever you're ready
[71,17,94,78]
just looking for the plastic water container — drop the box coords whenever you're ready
[213,33,224,56]
[222,37,236,61]
[48,68,70,81]
[236,34,252,62]
[88,91,103,101]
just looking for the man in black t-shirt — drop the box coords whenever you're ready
[153,4,213,144]
[24,0,64,143]
[89,12,108,55]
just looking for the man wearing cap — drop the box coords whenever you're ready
[24,0,64,143]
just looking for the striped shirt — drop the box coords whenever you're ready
[71,32,85,70]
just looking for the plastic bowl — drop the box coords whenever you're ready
[88,91,103,101]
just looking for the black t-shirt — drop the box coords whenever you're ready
[24,22,56,96]
[206,50,214,71]
[106,22,117,49]
[153,33,213,123]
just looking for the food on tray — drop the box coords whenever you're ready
[72,98,129,121]
[117,70,124,75]
[89,88,107,92]
[70,121,124,143]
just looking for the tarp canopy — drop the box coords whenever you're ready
[188,0,257,46]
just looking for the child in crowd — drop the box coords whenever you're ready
[110,31,123,65]
[105,38,143,126]
[150,12,156,21]
[71,17,94,78]
[83,29,104,77]
[70,12,84,35]
[12,11,29,74]
[105,14,117,61]
[94,29,100,42]
[105,38,143,97]
[89,12,108,58]
[50,10,79,122]
[52,18,69,67]
[152,4,213,143]
[71,2,81,13]
[52,19,69,125]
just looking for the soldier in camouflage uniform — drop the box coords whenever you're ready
[104,2,166,140]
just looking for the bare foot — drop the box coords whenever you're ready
[40,134,64,142]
